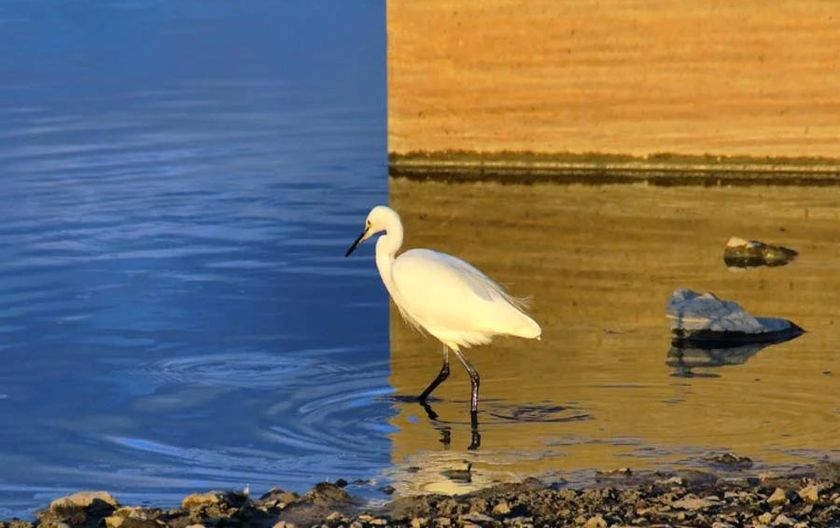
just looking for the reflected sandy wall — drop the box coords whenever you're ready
[388,1,840,156]
[386,179,840,493]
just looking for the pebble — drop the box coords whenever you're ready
[656,476,683,486]
[757,512,774,524]
[462,512,495,523]
[596,467,632,479]
[672,496,717,510]
[797,484,820,504]
[767,488,789,506]
[583,514,607,528]
[492,500,512,516]
[104,516,124,528]
[773,513,796,526]
[704,452,753,468]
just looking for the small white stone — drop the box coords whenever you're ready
[726,236,750,248]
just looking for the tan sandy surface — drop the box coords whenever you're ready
[388,1,840,157]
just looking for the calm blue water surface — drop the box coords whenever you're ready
[0,1,388,517]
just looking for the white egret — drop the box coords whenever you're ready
[345,205,541,423]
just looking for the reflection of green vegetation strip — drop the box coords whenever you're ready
[388,150,840,185]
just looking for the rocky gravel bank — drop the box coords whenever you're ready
[3,462,839,528]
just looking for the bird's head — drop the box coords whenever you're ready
[345,205,399,257]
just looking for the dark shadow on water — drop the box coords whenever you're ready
[487,402,592,424]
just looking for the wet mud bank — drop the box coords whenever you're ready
[389,152,840,186]
[5,462,840,527]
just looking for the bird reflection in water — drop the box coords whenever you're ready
[418,398,480,450]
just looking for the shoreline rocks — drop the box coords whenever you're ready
[5,462,838,527]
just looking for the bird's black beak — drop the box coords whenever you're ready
[345,228,368,257]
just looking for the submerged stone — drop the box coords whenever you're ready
[441,462,472,483]
[702,452,754,469]
[666,289,803,345]
[723,237,798,268]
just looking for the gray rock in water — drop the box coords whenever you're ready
[723,237,797,268]
[666,289,803,345]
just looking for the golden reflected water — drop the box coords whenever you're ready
[386,178,840,494]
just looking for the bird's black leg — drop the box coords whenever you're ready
[419,345,450,403]
[452,349,480,414]
[468,409,481,451]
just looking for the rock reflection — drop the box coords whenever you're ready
[667,342,769,378]
[667,326,804,377]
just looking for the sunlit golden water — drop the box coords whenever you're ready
[386,178,840,494]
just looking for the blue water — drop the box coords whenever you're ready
[0,1,388,517]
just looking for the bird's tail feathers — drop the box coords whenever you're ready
[512,312,542,339]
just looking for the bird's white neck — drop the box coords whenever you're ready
[375,218,404,300]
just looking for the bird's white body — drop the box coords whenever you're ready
[389,249,540,349]
[365,206,541,351]
[346,205,541,424]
